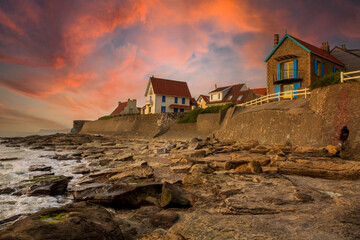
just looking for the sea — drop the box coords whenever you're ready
[0,144,84,221]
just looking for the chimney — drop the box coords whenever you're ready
[118,101,122,106]
[320,42,330,52]
[341,44,346,50]
[214,84,217,90]
[274,34,279,48]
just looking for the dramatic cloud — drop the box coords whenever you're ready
[0,0,359,132]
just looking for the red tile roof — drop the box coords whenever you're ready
[289,35,345,66]
[251,88,267,95]
[198,95,209,103]
[110,102,127,115]
[150,77,191,98]
[209,86,231,93]
[169,104,192,109]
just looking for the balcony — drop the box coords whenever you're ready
[272,70,305,84]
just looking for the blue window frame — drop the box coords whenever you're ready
[182,98,185,104]
[150,96,152,102]
[174,97,178,103]
[161,106,166,113]
[162,96,166,102]
[174,108,178,113]
[180,108,184,112]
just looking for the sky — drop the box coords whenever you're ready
[0,0,359,132]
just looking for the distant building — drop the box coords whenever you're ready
[330,45,360,72]
[143,76,192,114]
[197,95,209,108]
[110,99,139,116]
[206,83,256,106]
[265,34,345,96]
[250,88,267,97]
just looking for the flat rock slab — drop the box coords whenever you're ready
[28,165,52,172]
[277,158,360,180]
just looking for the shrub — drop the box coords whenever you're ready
[311,72,340,89]
[98,115,114,120]
[177,102,236,123]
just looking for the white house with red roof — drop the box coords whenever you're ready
[143,76,192,114]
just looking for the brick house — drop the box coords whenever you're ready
[143,76,192,114]
[330,45,360,72]
[206,83,256,106]
[265,34,345,96]
[110,99,139,116]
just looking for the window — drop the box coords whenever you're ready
[228,95,233,100]
[162,96,166,102]
[175,97,178,103]
[150,96,152,102]
[129,108,133,114]
[161,106,166,113]
[237,96,243,101]
[149,107,152,113]
[174,108,178,113]
[314,59,323,76]
[283,61,294,79]
[182,98,185,104]
[180,108,184,112]
[211,94,218,100]
[192,103,196,107]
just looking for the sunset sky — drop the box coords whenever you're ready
[0,0,359,132]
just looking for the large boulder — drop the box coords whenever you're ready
[72,182,162,208]
[0,202,124,240]
[20,175,70,196]
[160,182,195,208]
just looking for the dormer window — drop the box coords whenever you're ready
[228,95,233,100]
[237,96,243,101]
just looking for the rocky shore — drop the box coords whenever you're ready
[1,133,360,239]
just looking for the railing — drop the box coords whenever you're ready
[341,70,360,83]
[239,88,311,107]
[271,70,305,82]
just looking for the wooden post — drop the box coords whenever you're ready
[305,88,307,99]
[341,72,344,83]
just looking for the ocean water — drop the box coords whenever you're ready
[0,145,84,221]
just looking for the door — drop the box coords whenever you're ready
[283,84,294,98]
[161,106,166,113]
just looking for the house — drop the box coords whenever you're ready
[190,98,198,109]
[110,99,139,116]
[265,34,345,96]
[330,45,360,72]
[197,95,209,108]
[143,76,192,114]
[250,88,267,96]
[206,83,257,106]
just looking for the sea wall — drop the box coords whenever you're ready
[80,113,184,138]
[215,81,360,159]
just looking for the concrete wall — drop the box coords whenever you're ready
[215,82,360,159]
[80,113,184,138]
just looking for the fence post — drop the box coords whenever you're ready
[305,88,307,99]
[341,72,344,83]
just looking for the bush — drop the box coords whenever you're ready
[311,72,340,89]
[177,103,236,123]
[98,115,114,120]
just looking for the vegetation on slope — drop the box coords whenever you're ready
[98,115,114,120]
[178,103,236,123]
[311,72,340,89]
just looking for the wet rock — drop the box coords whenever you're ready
[72,182,162,208]
[0,187,16,195]
[150,211,179,228]
[29,172,55,179]
[28,165,52,172]
[160,182,195,208]
[0,202,124,240]
[0,157,18,161]
[26,175,70,196]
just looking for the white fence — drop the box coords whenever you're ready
[239,88,311,107]
[341,70,360,83]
